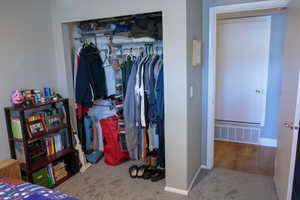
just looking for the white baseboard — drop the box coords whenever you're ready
[165,165,203,196]
[214,137,277,147]
[259,137,277,147]
[164,186,189,196]
[187,165,202,191]
[201,165,211,170]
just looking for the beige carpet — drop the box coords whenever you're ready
[56,160,278,200]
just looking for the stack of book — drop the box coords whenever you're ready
[53,162,68,182]
[44,131,69,156]
[47,161,68,186]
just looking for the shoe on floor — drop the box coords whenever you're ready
[151,169,165,182]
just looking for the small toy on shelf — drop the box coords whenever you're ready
[10,90,25,106]
[10,88,62,108]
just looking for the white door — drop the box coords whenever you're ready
[274,1,300,199]
[216,16,271,125]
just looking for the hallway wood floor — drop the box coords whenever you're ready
[214,140,277,176]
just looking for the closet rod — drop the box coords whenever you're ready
[77,12,162,25]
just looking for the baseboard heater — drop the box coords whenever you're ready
[214,120,261,145]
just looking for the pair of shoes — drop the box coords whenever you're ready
[143,167,156,180]
[143,167,165,182]
[129,165,148,178]
[129,165,138,178]
[150,169,165,182]
[137,165,148,178]
[129,165,165,182]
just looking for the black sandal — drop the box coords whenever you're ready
[143,167,156,180]
[129,165,138,178]
[151,169,165,182]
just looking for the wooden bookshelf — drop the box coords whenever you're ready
[4,98,79,188]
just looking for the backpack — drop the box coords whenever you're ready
[100,116,129,165]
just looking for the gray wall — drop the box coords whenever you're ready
[50,0,201,191]
[0,0,56,160]
[187,0,203,185]
[201,0,286,165]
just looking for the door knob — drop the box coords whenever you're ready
[284,122,299,130]
[256,89,263,94]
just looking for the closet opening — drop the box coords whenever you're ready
[212,8,286,176]
[62,11,166,184]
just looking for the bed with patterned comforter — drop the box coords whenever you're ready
[0,177,78,200]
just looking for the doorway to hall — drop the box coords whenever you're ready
[213,10,285,176]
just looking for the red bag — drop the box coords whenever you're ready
[100,116,129,165]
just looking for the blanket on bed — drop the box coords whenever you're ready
[0,177,78,200]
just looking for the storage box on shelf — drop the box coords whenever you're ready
[4,98,79,188]
[0,159,21,180]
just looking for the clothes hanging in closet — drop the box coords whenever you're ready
[121,58,134,97]
[156,65,165,168]
[124,56,141,152]
[75,44,107,106]
[124,52,164,166]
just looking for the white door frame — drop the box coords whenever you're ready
[206,0,291,170]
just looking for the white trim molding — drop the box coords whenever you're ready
[201,165,211,170]
[259,137,277,147]
[187,166,202,192]
[165,165,203,196]
[164,186,189,196]
[206,0,290,170]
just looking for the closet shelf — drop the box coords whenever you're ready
[20,148,75,172]
[75,36,162,45]
[110,40,162,47]
[79,29,114,36]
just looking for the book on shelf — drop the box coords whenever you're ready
[53,161,68,181]
[11,118,22,139]
[47,163,55,186]
[25,105,66,138]
[15,142,26,163]
[44,130,69,156]
[45,137,55,155]
[47,161,68,187]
